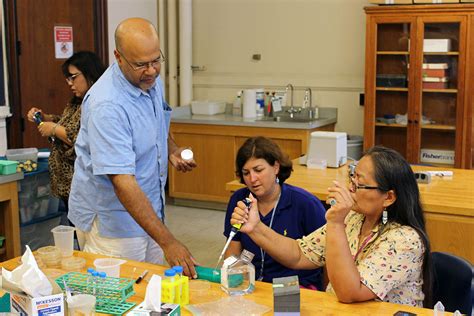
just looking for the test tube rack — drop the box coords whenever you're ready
[56,272,136,315]
[161,275,189,305]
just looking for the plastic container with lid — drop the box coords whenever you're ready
[6,148,38,162]
[6,148,39,172]
[0,160,18,175]
[191,101,226,115]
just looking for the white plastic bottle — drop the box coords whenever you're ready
[233,91,242,116]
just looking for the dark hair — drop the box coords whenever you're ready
[235,136,293,184]
[365,146,432,307]
[61,51,105,105]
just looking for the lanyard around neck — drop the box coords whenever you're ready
[258,192,281,281]
[353,231,375,261]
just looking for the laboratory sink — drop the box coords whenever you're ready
[257,116,321,123]
[256,106,321,123]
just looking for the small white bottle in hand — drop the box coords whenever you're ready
[180,149,193,161]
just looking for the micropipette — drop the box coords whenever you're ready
[215,197,252,269]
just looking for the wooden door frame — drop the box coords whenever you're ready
[3,0,108,149]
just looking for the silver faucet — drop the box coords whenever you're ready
[304,87,312,108]
[285,83,299,118]
[304,87,319,120]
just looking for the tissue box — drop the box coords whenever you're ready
[10,292,64,316]
[128,302,181,316]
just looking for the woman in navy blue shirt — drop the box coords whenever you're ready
[224,136,326,289]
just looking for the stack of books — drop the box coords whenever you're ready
[422,63,449,89]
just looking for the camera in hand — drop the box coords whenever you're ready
[33,111,43,125]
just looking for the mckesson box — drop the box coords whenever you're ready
[307,132,347,168]
[10,292,64,316]
[420,148,454,165]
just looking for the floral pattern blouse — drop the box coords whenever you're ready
[298,211,425,307]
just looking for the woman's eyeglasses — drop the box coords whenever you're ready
[65,72,82,84]
[349,175,385,192]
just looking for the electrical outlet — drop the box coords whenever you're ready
[414,172,431,184]
[359,93,365,106]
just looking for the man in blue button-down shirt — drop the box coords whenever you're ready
[69,18,197,277]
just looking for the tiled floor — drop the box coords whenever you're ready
[165,203,227,267]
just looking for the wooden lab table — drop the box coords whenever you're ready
[0,173,23,261]
[0,251,446,316]
[226,162,474,263]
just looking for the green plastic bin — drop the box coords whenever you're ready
[0,160,18,175]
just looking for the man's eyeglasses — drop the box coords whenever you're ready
[65,72,82,84]
[349,175,385,192]
[118,49,165,71]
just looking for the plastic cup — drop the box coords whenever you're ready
[67,294,96,316]
[51,225,75,257]
[93,258,126,278]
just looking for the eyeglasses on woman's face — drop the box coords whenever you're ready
[117,49,166,71]
[65,72,82,84]
[349,175,385,192]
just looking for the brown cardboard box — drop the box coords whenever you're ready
[414,0,459,3]
[369,0,412,4]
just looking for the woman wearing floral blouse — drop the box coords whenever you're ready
[230,146,432,307]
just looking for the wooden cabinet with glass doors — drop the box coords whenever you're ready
[364,5,474,168]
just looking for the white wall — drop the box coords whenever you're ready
[106,0,368,136]
[192,0,368,136]
[107,0,158,65]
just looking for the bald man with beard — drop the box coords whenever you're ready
[69,18,198,277]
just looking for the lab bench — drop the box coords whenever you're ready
[169,106,337,204]
[17,162,67,253]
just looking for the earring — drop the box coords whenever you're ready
[275,177,280,184]
[382,208,388,225]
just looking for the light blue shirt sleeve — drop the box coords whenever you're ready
[88,102,136,175]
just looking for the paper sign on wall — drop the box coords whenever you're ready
[54,26,73,59]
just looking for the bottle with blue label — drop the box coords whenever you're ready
[256,89,265,117]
